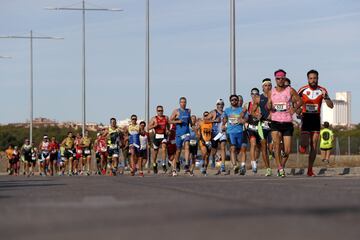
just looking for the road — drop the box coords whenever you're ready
[0,174,359,240]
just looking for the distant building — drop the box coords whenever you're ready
[322,92,351,127]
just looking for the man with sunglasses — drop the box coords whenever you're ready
[223,94,246,174]
[148,105,169,174]
[298,70,333,176]
[267,69,302,177]
[206,99,227,174]
[170,97,192,176]
[105,117,122,176]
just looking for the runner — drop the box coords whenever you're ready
[61,132,75,176]
[166,124,177,173]
[170,97,192,176]
[12,146,20,176]
[81,131,92,175]
[298,69,334,176]
[236,95,249,175]
[320,122,334,163]
[223,94,247,174]
[189,115,199,175]
[198,111,213,176]
[73,133,83,175]
[38,135,50,176]
[248,81,273,176]
[21,139,32,176]
[105,117,122,176]
[48,136,59,176]
[267,69,302,177]
[206,99,227,174]
[138,121,149,177]
[148,105,169,174]
[127,115,140,176]
[5,144,14,174]
[94,129,108,175]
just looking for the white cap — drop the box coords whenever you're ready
[216,99,224,105]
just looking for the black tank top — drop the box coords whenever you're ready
[260,94,270,120]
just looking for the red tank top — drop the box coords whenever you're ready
[154,116,167,134]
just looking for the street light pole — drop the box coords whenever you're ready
[145,0,150,168]
[230,0,236,95]
[0,31,63,144]
[46,0,122,136]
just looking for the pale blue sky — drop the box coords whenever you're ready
[1,0,359,124]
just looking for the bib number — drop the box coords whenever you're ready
[155,134,165,139]
[305,104,318,113]
[190,140,197,146]
[274,103,287,112]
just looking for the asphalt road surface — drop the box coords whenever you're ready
[1,174,359,240]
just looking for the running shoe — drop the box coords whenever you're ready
[265,168,272,177]
[234,166,240,175]
[210,160,216,169]
[153,163,158,174]
[299,145,306,154]
[172,170,177,177]
[162,163,167,173]
[239,165,246,175]
[139,172,144,177]
[307,169,316,177]
[111,168,117,176]
[251,161,258,174]
[176,162,181,172]
[189,170,194,176]
[278,168,285,178]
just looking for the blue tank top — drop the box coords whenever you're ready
[260,94,270,120]
[176,108,190,136]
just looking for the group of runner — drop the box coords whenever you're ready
[4,69,333,178]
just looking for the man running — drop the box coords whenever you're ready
[267,69,302,177]
[94,129,108,175]
[39,135,50,176]
[167,124,177,173]
[21,139,33,176]
[148,105,169,174]
[128,114,140,176]
[48,136,59,176]
[138,121,149,177]
[298,69,334,176]
[189,115,199,175]
[170,97,192,176]
[249,80,273,176]
[106,117,122,176]
[198,111,213,175]
[61,132,75,176]
[223,94,247,174]
[74,133,83,175]
[206,99,227,174]
[81,131,92,175]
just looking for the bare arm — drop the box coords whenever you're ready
[290,87,303,114]
[169,109,181,124]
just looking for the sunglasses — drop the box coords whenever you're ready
[251,92,259,95]
[230,98,238,102]
[157,109,163,112]
[131,118,137,121]
[276,77,285,80]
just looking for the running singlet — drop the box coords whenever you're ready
[96,137,107,153]
[176,108,190,136]
[298,85,327,114]
[63,137,74,149]
[200,122,212,143]
[108,127,120,146]
[259,94,270,120]
[224,106,243,134]
[139,132,149,150]
[154,116,167,135]
[271,87,292,123]
[128,124,140,148]
[41,141,49,152]
[189,127,198,146]
[82,137,91,148]
[75,138,83,155]
[49,142,59,153]
[22,144,32,155]
[212,110,223,135]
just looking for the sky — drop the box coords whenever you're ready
[1,0,359,124]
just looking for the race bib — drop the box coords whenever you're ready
[248,124,258,131]
[228,117,239,125]
[101,147,107,152]
[274,102,287,112]
[181,133,190,140]
[213,132,224,141]
[84,149,91,155]
[109,144,118,150]
[305,104,318,113]
[170,140,176,144]
[261,121,270,130]
[190,140,197,146]
[77,149,83,154]
[155,134,165,139]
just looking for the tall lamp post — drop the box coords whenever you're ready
[0,31,63,144]
[145,0,151,167]
[230,0,236,95]
[45,0,122,136]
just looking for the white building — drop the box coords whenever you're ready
[321,92,351,127]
